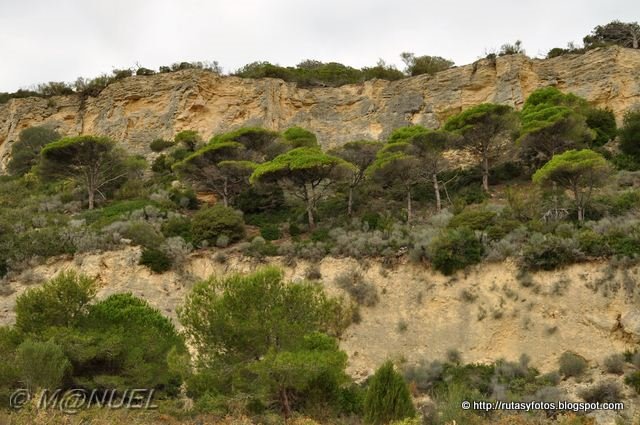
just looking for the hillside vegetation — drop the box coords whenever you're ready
[1,20,640,424]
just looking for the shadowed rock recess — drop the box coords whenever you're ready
[1,46,639,172]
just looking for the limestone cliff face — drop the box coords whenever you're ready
[1,46,639,171]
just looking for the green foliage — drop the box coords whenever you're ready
[162,215,193,241]
[625,371,640,393]
[15,271,96,334]
[400,52,454,76]
[499,40,525,56]
[15,339,70,391]
[7,126,61,176]
[260,224,282,241]
[559,352,587,378]
[179,267,347,367]
[533,150,609,186]
[237,185,286,215]
[60,293,186,394]
[81,199,163,228]
[429,228,484,275]
[585,107,617,146]
[178,268,349,413]
[149,138,175,152]
[234,59,402,87]
[533,149,611,221]
[174,130,202,151]
[518,87,594,166]
[139,247,172,273]
[121,220,165,247]
[445,103,517,191]
[619,110,640,159]
[251,147,354,227]
[191,205,245,246]
[448,208,497,231]
[248,333,349,415]
[364,361,416,425]
[521,234,581,271]
[282,127,318,148]
[39,135,128,209]
[583,21,640,49]
[387,126,430,144]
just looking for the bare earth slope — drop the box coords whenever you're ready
[2,248,639,378]
[1,46,639,171]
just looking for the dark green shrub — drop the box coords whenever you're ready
[16,227,75,259]
[429,228,484,275]
[486,218,520,241]
[149,138,174,152]
[559,352,587,378]
[139,248,172,273]
[619,110,640,160]
[364,361,416,425]
[289,222,302,237]
[336,384,365,415]
[491,161,524,182]
[169,187,199,209]
[260,224,282,241]
[191,205,245,246]
[362,212,383,230]
[7,126,61,176]
[578,230,611,257]
[121,221,165,247]
[66,293,187,395]
[236,186,286,214]
[612,153,640,171]
[15,339,70,391]
[521,234,581,271]
[136,67,155,76]
[625,371,640,393]
[448,208,497,231]
[311,228,331,243]
[162,216,193,242]
[608,230,640,258]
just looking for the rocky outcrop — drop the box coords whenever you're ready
[1,46,639,172]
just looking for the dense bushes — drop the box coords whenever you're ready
[429,228,484,275]
[191,205,245,246]
[178,267,350,416]
[364,361,416,425]
[520,234,582,271]
[139,247,172,273]
[3,273,186,399]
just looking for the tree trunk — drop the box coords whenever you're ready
[279,387,292,418]
[407,189,412,224]
[347,187,354,216]
[222,178,229,207]
[304,184,315,229]
[482,154,490,193]
[307,204,315,229]
[577,206,584,222]
[432,173,441,212]
[88,189,95,210]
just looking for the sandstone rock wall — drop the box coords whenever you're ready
[1,46,639,171]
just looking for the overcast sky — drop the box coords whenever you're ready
[0,0,638,92]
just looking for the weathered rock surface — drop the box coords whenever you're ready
[1,46,639,171]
